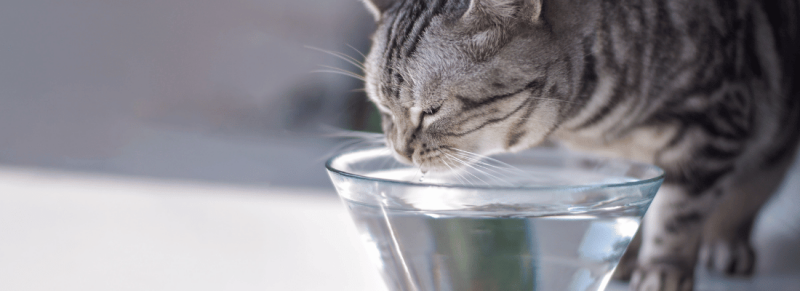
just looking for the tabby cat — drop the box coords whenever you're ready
[358,0,800,290]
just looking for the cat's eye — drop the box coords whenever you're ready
[424,105,442,116]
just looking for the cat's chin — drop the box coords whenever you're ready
[389,148,414,165]
[414,161,437,175]
[417,164,453,175]
[389,148,452,174]
[414,145,499,175]
[413,158,448,174]
[415,156,472,175]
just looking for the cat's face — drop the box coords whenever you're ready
[363,0,575,172]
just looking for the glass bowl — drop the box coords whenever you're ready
[326,147,664,291]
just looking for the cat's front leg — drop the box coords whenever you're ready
[698,155,793,276]
[630,184,711,291]
[697,189,761,277]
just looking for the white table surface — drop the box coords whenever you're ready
[0,167,386,291]
[1,166,798,291]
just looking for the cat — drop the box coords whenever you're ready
[358,0,800,290]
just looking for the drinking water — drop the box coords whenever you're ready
[340,168,647,291]
[327,148,663,291]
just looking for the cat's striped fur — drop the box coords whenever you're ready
[360,0,800,290]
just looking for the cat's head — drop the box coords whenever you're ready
[362,0,583,172]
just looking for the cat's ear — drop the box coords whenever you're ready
[361,0,395,21]
[464,0,542,23]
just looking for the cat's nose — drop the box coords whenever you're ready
[392,121,420,164]
[393,141,415,163]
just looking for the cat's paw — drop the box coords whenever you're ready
[698,238,755,276]
[630,264,693,291]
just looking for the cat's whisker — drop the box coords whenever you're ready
[450,153,528,181]
[447,153,521,187]
[312,69,366,81]
[449,148,526,175]
[448,150,496,170]
[305,45,366,71]
[318,65,365,77]
[345,44,368,60]
[446,151,509,186]
[445,154,490,186]
[444,152,512,186]
[316,126,389,162]
[438,156,461,184]
[440,154,472,186]
[448,148,508,166]
[327,133,385,141]
[343,138,384,150]
[319,126,386,140]
[317,65,367,80]
[448,159,475,186]
[446,151,515,183]
[320,139,379,163]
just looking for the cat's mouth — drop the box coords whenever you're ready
[412,145,478,174]
[389,143,453,173]
[387,137,484,174]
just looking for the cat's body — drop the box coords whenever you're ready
[359,0,800,290]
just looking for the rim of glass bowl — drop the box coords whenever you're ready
[326,147,665,191]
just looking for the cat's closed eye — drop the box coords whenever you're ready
[423,105,442,116]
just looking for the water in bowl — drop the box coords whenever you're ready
[341,167,647,291]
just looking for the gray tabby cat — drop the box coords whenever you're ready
[359,0,800,290]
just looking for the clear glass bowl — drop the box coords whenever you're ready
[327,147,664,291]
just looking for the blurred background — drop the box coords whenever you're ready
[0,0,380,189]
[0,1,798,291]
[0,1,392,290]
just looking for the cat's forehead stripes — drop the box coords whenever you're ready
[378,0,465,102]
[382,0,448,60]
